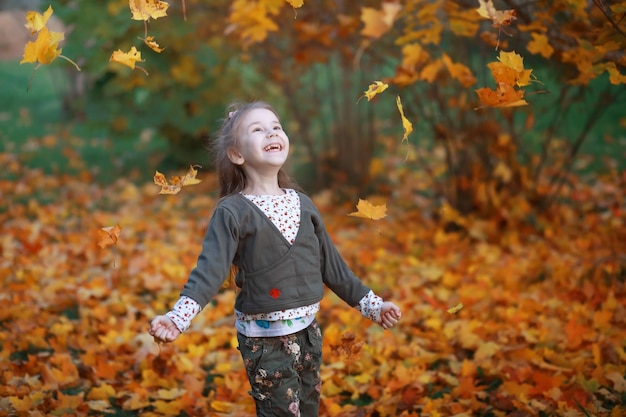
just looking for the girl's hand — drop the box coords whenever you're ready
[379,302,402,330]
[149,315,181,343]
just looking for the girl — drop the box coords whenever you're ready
[149,101,402,417]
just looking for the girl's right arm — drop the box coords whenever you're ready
[149,204,240,342]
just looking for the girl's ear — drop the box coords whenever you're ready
[227,147,245,165]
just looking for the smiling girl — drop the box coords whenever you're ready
[149,101,401,417]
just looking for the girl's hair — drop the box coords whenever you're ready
[212,101,300,198]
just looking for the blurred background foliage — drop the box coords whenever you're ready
[1,0,624,215]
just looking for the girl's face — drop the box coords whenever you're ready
[228,108,290,173]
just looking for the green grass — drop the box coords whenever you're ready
[1,54,623,190]
[0,60,169,184]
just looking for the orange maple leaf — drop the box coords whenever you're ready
[349,199,387,220]
[154,165,202,195]
[475,83,528,109]
[360,2,402,39]
[129,0,169,21]
[96,224,122,248]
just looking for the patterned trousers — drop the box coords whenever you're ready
[237,320,323,416]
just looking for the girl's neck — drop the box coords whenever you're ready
[242,183,285,196]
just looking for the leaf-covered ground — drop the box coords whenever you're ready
[1,148,625,417]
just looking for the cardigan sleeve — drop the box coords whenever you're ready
[180,204,240,308]
[307,198,370,307]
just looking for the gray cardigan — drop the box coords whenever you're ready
[180,191,370,315]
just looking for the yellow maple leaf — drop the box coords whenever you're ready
[447,303,464,314]
[153,165,201,195]
[21,26,64,65]
[497,51,532,87]
[285,0,304,7]
[210,400,233,413]
[360,2,402,39]
[396,95,413,142]
[110,46,144,70]
[348,199,387,220]
[24,5,53,35]
[361,80,388,101]
[144,36,165,53]
[129,0,169,21]
[476,0,516,27]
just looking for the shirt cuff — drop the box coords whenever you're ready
[166,296,202,333]
[356,290,383,323]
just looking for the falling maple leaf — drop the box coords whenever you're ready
[110,47,148,74]
[348,199,387,220]
[396,95,413,142]
[143,36,165,53]
[21,8,80,75]
[475,83,528,109]
[96,224,122,248]
[361,2,403,39]
[21,26,64,66]
[154,165,202,195]
[361,80,388,101]
[285,0,304,8]
[476,0,516,28]
[24,5,53,35]
[476,0,516,49]
[497,50,533,87]
[129,0,169,21]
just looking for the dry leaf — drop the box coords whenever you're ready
[475,83,528,109]
[362,80,389,101]
[349,198,387,220]
[361,2,402,39]
[447,303,464,314]
[154,165,202,195]
[110,47,144,71]
[144,36,165,53]
[476,0,516,27]
[96,224,122,248]
[396,95,413,142]
[21,27,64,66]
[24,5,53,35]
[129,0,169,21]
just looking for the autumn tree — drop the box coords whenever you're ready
[23,0,625,213]
[220,0,626,216]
